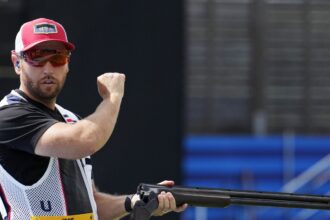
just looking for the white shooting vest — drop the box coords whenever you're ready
[0,90,98,220]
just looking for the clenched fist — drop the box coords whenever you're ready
[97,73,125,100]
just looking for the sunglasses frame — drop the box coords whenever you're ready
[16,49,71,67]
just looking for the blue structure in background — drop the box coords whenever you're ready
[182,136,330,220]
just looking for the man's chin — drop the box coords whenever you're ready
[42,92,59,100]
[36,90,60,101]
[39,86,61,98]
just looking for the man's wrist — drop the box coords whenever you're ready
[124,195,133,213]
[124,194,140,213]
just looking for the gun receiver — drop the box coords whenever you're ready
[137,183,330,210]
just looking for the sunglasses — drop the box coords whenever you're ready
[17,49,71,67]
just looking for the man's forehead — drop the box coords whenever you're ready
[32,41,67,50]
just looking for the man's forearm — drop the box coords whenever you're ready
[35,95,123,159]
[94,191,129,220]
[79,96,122,151]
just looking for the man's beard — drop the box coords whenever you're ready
[24,75,65,102]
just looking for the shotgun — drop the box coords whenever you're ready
[130,183,330,220]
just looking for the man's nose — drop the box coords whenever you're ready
[43,61,55,73]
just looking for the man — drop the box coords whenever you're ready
[0,18,187,220]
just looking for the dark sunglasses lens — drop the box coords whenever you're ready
[23,50,70,67]
[26,57,48,67]
[50,54,69,66]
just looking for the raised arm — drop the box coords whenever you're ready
[35,72,125,159]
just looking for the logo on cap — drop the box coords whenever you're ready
[34,23,58,34]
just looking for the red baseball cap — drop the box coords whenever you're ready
[15,18,75,52]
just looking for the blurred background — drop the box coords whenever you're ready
[1,0,330,219]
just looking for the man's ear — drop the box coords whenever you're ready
[11,51,21,75]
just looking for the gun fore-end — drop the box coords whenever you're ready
[137,183,231,208]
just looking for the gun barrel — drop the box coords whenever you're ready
[138,184,330,210]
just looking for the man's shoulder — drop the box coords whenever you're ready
[0,103,33,119]
[0,91,27,107]
[0,92,39,118]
